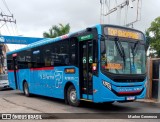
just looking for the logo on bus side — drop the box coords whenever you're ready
[0,37,5,43]
[54,70,63,88]
[39,70,64,88]
[40,74,54,80]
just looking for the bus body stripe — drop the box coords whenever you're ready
[30,67,54,71]
[8,70,19,72]
[118,90,141,95]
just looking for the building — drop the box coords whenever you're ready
[0,44,10,74]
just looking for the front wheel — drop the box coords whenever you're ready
[67,85,80,107]
[23,82,30,97]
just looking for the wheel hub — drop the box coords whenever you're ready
[70,90,76,103]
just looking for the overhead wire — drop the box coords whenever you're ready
[14,22,19,35]
[5,23,11,35]
[100,0,102,24]
[1,0,12,15]
[10,22,15,35]
[126,3,129,26]
[105,0,110,24]
[102,0,104,24]
[0,0,18,36]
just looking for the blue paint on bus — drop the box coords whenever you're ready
[7,24,147,106]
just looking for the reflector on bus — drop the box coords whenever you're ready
[65,68,75,74]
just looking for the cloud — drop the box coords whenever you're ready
[1,0,160,37]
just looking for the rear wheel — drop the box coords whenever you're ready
[23,82,30,97]
[67,85,80,107]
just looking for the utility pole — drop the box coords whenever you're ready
[0,12,16,28]
[100,0,141,28]
[0,12,16,74]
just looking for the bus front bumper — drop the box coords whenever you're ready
[93,84,146,103]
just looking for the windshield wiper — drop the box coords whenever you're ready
[133,41,139,54]
[131,41,139,66]
[114,37,126,68]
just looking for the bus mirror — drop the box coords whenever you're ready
[145,38,150,51]
[101,40,106,54]
[93,39,96,47]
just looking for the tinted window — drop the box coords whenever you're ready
[32,47,42,68]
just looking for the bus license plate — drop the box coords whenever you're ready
[126,96,135,100]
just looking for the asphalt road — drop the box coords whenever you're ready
[0,89,160,121]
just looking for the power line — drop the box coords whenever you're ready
[1,0,12,15]
[0,12,16,36]
[0,5,6,15]
[4,23,11,35]
[10,22,16,35]
[0,21,6,29]
[0,21,7,34]
[14,23,19,35]
[0,0,18,35]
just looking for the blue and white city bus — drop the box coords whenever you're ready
[7,24,147,106]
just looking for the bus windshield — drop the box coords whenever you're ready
[101,38,146,74]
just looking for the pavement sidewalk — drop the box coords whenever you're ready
[136,99,160,104]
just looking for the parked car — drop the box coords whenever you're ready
[0,74,9,90]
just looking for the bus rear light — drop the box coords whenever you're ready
[102,80,111,90]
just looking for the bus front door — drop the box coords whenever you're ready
[79,40,93,100]
[13,56,18,89]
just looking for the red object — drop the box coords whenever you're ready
[8,70,19,72]
[92,63,97,71]
[118,90,141,95]
[12,53,17,57]
[30,67,54,71]
[92,66,96,71]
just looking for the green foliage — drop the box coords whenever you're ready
[146,16,160,57]
[43,23,70,38]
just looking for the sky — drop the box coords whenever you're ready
[0,0,160,50]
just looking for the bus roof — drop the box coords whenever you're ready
[7,24,100,55]
[7,24,144,55]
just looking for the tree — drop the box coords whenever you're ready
[146,16,160,57]
[43,23,70,38]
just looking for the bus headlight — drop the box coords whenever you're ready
[102,80,111,90]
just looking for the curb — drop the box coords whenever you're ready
[136,99,160,104]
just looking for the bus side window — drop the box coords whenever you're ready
[32,48,42,68]
[70,38,78,66]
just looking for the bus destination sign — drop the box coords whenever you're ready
[78,34,93,42]
[104,27,143,40]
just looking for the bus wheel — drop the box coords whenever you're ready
[67,85,80,107]
[23,82,30,97]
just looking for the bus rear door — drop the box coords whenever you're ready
[12,56,18,89]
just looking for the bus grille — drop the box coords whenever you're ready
[113,79,144,82]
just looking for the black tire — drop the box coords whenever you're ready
[23,82,30,97]
[67,85,80,107]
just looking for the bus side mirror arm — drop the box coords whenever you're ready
[101,39,106,54]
